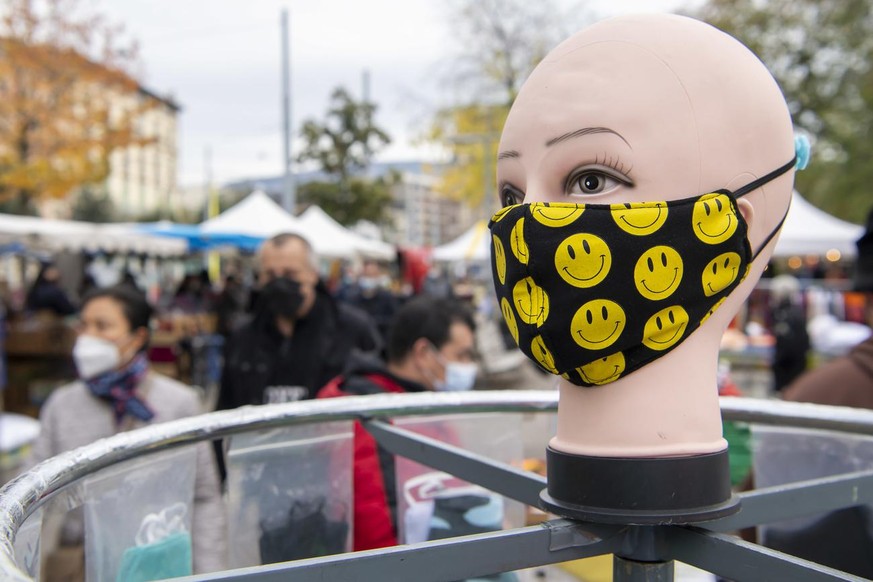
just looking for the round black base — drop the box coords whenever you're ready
[541,446,741,525]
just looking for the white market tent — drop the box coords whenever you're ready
[773,191,864,258]
[0,213,187,256]
[201,191,395,259]
[200,190,304,239]
[431,192,863,263]
[297,205,395,260]
[432,220,489,262]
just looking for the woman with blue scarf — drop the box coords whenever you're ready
[26,285,226,579]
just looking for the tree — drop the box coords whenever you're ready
[428,0,586,210]
[70,186,115,222]
[0,0,148,210]
[297,87,391,191]
[442,0,583,106]
[691,0,873,222]
[297,87,393,226]
[298,174,396,227]
[427,103,508,211]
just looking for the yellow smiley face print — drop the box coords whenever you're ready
[491,205,515,223]
[634,246,683,300]
[531,335,558,374]
[493,235,507,285]
[611,202,668,236]
[702,252,741,297]
[530,202,585,227]
[500,297,519,345]
[571,299,626,350]
[642,305,689,351]
[513,277,550,327]
[577,352,626,386]
[701,297,727,325]
[692,194,738,244]
[555,233,612,288]
[510,217,529,265]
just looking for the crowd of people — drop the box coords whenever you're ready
[11,231,492,578]
[7,209,873,577]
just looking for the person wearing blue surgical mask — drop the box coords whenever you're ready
[317,295,478,551]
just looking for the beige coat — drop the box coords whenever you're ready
[27,372,227,575]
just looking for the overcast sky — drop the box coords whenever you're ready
[103,0,685,189]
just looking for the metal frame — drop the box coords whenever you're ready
[3,391,873,581]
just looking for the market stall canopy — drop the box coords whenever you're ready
[432,220,489,262]
[773,191,864,258]
[199,190,305,241]
[135,221,248,251]
[0,213,187,256]
[297,205,395,260]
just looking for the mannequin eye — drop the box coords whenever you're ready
[566,169,629,197]
[500,185,524,207]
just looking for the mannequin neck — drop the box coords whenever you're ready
[550,328,727,458]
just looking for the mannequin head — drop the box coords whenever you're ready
[494,14,795,456]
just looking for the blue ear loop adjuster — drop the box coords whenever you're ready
[794,134,811,170]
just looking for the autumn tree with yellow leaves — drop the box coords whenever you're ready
[429,0,587,215]
[0,0,148,213]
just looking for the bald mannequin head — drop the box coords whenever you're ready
[495,14,795,457]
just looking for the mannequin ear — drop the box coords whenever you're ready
[736,198,754,230]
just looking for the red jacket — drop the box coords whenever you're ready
[317,361,427,551]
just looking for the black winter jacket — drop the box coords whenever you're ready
[217,284,380,409]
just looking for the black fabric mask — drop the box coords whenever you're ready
[258,277,304,320]
[489,157,795,388]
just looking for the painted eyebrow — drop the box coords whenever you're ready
[545,127,630,147]
[497,150,520,160]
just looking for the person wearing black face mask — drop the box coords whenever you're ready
[216,233,381,411]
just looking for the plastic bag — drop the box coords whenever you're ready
[83,447,196,582]
[753,425,873,577]
[116,503,192,582]
[38,481,86,580]
[395,413,525,545]
[225,421,353,568]
[13,507,42,579]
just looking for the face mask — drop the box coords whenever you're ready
[73,334,121,379]
[258,277,304,320]
[428,343,478,392]
[436,361,479,392]
[358,277,379,294]
[489,157,795,388]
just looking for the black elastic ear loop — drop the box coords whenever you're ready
[734,156,797,261]
[751,197,792,262]
[733,156,797,198]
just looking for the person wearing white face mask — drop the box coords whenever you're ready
[24,285,226,579]
[317,295,478,551]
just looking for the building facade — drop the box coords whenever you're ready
[103,87,180,219]
[390,171,473,247]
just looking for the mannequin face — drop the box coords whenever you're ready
[492,14,797,391]
[497,14,796,346]
[498,15,795,235]
[498,42,700,209]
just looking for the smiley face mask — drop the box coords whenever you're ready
[489,157,795,387]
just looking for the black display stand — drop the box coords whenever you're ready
[541,446,741,525]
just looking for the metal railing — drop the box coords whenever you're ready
[2,391,873,581]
